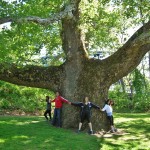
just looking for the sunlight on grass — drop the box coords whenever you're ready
[0,114,150,150]
[95,113,150,150]
[0,139,6,143]
[12,135,29,139]
[0,119,40,126]
[118,134,149,141]
[115,118,137,123]
[31,121,40,123]
[22,140,32,144]
[44,139,55,143]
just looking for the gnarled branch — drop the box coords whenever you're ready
[0,0,81,26]
[0,63,64,91]
[103,20,150,85]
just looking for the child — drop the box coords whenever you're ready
[101,99,117,133]
[71,96,100,134]
[44,96,52,121]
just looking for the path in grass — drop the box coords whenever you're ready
[0,113,149,150]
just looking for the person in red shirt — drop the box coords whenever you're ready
[51,91,70,127]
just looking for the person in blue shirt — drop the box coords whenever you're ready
[44,96,51,121]
[71,96,100,134]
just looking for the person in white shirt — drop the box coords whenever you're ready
[101,99,117,133]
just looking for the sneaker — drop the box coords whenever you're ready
[89,130,94,135]
[114,128,117,132]
[76,130,80,133]
[110,129,115,133]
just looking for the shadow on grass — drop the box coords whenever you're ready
[97,128,149,150]
[0,116,100,150]
[96,113,150,150]
[0,114,149,150]
[119,119,150,139]
[115,113,150,119]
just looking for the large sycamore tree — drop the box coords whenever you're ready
[0,0,150,130]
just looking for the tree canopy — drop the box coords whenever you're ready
[0,0,149,66]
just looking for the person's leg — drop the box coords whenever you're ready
[108,116,115,132]
[88,123,93,131]
[52,108,57,126]
[111,115,114,126]
[48,110,51,120]
[77,113,85,132]
[78,122,82,130]
[110,116,116,132]
[57,108,61,127]
[44,110,48,120]
[87,112,93,134]
[110,125,115,132]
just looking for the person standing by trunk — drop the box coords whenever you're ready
[101,99,117,133]
[51,91,70,127]
[44,96,52,121]
[71,96,100,134]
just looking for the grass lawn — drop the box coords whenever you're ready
[0,113,149,150]
[98,113,150,150]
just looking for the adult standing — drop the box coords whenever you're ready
[71,96,100,134]
[51,91,70,127]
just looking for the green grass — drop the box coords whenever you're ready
[99,113,150,150]
[0,113,150,150]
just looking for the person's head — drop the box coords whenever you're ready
[106,99,114,105]
[109,100,114,106]
[84,96,89,103]
[105,99,109,104]
[56,91,60,97]
[46,96,49,102]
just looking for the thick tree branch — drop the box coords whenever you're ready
[0,63,64,91]
[103,20,150,85]
[0,17,13,24]
[0,0,81,26]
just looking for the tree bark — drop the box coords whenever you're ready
[0,63,64,91]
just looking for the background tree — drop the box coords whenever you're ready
[0,0,150,131]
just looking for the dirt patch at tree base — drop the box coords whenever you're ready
[94,129,128,138]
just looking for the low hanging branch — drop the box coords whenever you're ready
[0,63,64,91]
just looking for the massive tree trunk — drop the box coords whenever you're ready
[0,0,150,131]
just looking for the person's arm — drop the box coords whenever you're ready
[101,104,107,111]
[51,98,55,103]
[60,96,69,103]
[48,98,52,103]
[90,103,100,109]
[71,102,82,107]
